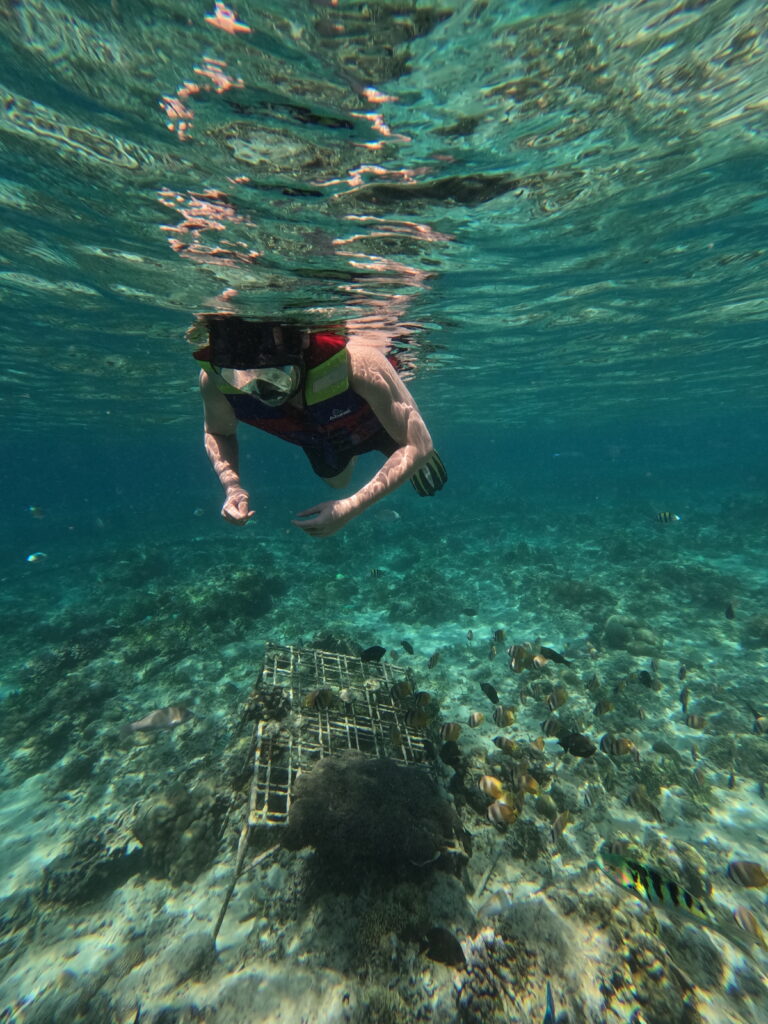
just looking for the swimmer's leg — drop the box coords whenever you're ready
[322,457,357,489]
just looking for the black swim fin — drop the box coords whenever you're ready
[411,450,447,496]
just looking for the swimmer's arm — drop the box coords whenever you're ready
[200,370,254,523]
[342,346,433,517]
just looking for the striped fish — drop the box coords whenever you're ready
[600,849,765,958]
[599,851,710,920]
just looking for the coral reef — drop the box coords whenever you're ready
[132,779,226,884]
[282,752,462,875]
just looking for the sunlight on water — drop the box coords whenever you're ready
[0,0,766,429]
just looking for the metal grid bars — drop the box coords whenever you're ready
[248,643,434,827]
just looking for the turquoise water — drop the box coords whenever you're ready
[1,2,768,1022]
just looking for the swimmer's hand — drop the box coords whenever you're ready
[292,499,353,538]
[221,487,255,526]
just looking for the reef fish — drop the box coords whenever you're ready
[360,645,386,663]
[599,850,709,920]
[539,646,572,666]
[421,926,466,968]
[127,705,191,733]
[727,860,768,888]
[656,512,681,523]
[480,682,499,705]
[401,639,414,654]
[558,732,596,757]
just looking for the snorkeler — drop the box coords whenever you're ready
[190,315,446,537]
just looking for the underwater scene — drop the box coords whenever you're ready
[1,1,768,1022]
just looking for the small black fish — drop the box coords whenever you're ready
[427,651,441,670]
[480,682,499,705]
[656,511,681,523]
[439,740,462,769]
[725,602,735,620]
[401,639,414,655]
[421,926,466,968]
[370,568,385,577]
[558,731,597,757]
[361,645,386,663]
[539,646,572,667]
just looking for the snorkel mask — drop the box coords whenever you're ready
[196,316,306,406]
[218,363,303,406]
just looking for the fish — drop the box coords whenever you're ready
[684,713,706,730]
[493,628,506,643]
[406,708,430,729]
[360,645,386,663]
[531,654,549,670]
[539,646,572,666]
[468,712,485,728]
[727,860,768,888]
[427,651,441,670]
[725,602,735,620]
[478,775,505,799]
[370,568,385,577]
[656,512,681,523]
[466,630,474,642]
[488,800,518,826]
[636,669,660,691]
[678,664,688,681]
[390,680,413,699]
[440,722,461,742]
[375,507,401,522]
[126,705,192,733]
[679,686,690,713]
[516,771,539,795]
[508,643,533,673]
[439,740,462,768]
[543,981,556,1024]
[304,688,336,709]
[462,608,478,616]
[732,907,768,949]
[627,784,663,821]
[535,794,558,821]
[652,740,682,762]
[401,639,414,655]
[132,1004,142,1024]
[488,644,497,660]
[548,811,573,843]
[493,736,518,755]
[493,706,515,727]
[421,926,466,969]
[558,732,596,757]
[480,682,499,705]
[413,691,433,708]
[542,714,563,738]
[599,849,710,920]
[546,685,568,711]
[28,505,45,519]
[745,702,768,735]
[593,699,614,715]
[600,734,639,759]
[25,551,48,563]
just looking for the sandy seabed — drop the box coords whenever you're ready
[2,491,768,1023]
